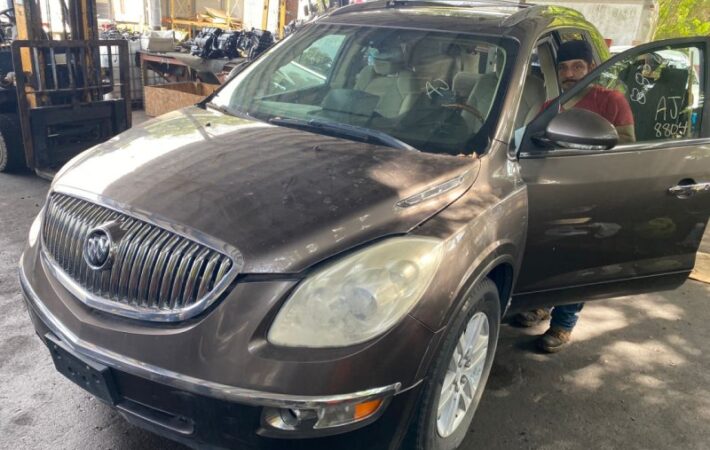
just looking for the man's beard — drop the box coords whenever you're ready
[561,79,580,92]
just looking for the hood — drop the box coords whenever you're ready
[53,107,479,273]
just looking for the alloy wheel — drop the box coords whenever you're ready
[436,311,489,438]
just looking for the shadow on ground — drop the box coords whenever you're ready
[465,281,710,450]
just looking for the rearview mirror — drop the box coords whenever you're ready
[544,108,618,150]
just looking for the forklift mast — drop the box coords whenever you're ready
[0,0,131,177]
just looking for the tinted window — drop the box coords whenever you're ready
[563,45,704,143]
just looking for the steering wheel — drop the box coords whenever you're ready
[441,103,485,122]
[425,79,450,99]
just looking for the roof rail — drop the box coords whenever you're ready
[328,0,530,17]
[501,4,583,27]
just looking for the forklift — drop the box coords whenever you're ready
[0,0,130,178]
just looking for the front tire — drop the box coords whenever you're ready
[415,278,501,450]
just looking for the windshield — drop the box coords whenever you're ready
[211,24,516,154]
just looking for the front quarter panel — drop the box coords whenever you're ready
[409,143,527,331]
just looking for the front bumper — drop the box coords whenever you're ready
[19,247,433,447]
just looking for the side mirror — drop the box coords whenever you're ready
[543,108,618,150]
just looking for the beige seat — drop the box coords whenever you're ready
[461,72,499,132]
[354,47,417,118]
[452,72,481,100]
[515,74,546,129]
[409,38,458,89]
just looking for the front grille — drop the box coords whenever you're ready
[41,193,236,321]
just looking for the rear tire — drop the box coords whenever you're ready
[0,113,25,172]
[415,278,501,450]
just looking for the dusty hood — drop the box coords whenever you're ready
[53,107,479,273]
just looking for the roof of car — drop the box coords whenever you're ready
[319,1,587,38]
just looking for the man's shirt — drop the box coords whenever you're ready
[542,85,635,127]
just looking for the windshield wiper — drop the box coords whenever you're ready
[204,102,251,119]
[268,117,418,152]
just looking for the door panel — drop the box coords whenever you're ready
[516,140,710,295]
[513,37,710,302]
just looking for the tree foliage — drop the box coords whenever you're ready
[654,0,710,39]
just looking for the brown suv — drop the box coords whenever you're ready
[18,1,710,449]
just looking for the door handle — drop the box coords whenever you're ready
[668,182,710,198]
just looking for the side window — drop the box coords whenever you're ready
[295,34,346,76]
[564,44,704,143]
[515,40,558,131]
[267,34,346,95]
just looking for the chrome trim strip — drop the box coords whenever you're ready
[396,170,470,209]
[40,190,244,322]
[19,260,403,407]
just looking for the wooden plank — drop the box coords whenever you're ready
[144,81,219,117]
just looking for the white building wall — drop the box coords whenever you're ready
[533,0,659,46]
[242,0,278,32]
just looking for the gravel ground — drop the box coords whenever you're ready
[1,166,709,450]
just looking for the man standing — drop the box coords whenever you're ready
[514,40,636,352]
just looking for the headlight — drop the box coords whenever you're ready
[268,237,443,348]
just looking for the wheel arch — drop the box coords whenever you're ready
[447,246,517,329]
[487,261,515,318]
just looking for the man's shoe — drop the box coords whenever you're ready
[537,327,572,353]
[511,308,551,328]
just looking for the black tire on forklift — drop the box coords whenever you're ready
[0,113,26,173]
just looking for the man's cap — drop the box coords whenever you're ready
[557,40,594,65]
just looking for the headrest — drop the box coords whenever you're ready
[373,47,404,75]
[453,72,480,98]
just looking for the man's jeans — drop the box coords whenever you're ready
[551,303,585,331]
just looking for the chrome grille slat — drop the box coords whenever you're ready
[197,253,223,299]
[170,244,200,309]
[137,231,171,306]
[65,202,93,276]
[117,223,152,302]
[127,227,163,302]
[147,235,182,308]
[108,218,138,299]
[57,197,80,261]
[49,199,68,254]
[55,199,78,266]
[41,193,237,321]
[183,248,211,307]
[158,240,191,309]
[215,258,232,286]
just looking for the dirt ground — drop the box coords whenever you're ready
[1,165,709,450]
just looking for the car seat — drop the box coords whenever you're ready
[354,45,417,118]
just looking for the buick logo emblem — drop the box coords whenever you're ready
[83,224,117,270]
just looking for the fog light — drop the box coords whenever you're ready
[314,398,384,429]
[263,397,386,431]
[264,407,318,431]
